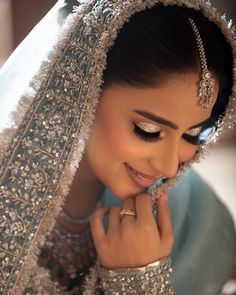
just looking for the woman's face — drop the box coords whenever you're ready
[85,73,219,200]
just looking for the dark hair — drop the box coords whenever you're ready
[102,4,233,132]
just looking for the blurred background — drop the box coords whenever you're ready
[0,0,235,294]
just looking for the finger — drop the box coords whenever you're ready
[122,197,135,210]
[135,193,154,224]
[120,197,136,224]
[108,207,121,233]
[90,207,110,246]
[156,191,173,246]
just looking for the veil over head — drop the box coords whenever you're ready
[0,0,235,293]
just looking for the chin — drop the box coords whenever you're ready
[108,184,146,201]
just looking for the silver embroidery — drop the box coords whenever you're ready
[0,0,235,293]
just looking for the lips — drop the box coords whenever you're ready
[125,163,158,188]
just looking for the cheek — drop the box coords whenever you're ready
[179,142,198,163]
[86,115,139,166]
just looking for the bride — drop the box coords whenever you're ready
[0,0,235,294]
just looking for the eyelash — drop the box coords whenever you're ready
[182,133,200,145]
[133,123,200,145]
[133,124,161,142]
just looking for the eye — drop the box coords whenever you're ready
[133,122,164,142]
[185,127,202,137]
[182,127,202,145]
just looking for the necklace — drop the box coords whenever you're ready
[59,200,102,225]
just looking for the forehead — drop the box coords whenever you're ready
[100,73,219,127]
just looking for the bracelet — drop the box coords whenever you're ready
[60,207,92,224]
[60,200,102,225]
[97,256,175,294]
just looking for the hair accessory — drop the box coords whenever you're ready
[189,18,216,109]
[0,0,235,293]
[120,208,137,217]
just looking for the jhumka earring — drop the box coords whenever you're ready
[189,18,216,109]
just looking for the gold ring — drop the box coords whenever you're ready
[120,208,136,217]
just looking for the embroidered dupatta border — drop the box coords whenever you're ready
[0,0,235,294]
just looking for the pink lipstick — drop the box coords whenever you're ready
[125,163,158,188]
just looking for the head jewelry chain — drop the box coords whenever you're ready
[189,18,216,109]
[149,19,216,203]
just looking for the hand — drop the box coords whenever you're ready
[90,191,173,269]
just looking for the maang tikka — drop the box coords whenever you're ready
[189,18,216,109]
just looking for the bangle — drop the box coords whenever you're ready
[97,256,174,294]
[60,200,102,225]
[60,207,92,224]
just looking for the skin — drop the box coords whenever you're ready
[63,73,219,269]
[86,73,218,200]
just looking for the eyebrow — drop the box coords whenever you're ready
[133,109,211,130]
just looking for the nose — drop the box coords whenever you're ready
[148,141,180,179]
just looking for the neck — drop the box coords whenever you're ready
[59,152,105,233]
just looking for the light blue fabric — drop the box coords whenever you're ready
[101,169,236,295]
